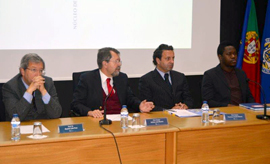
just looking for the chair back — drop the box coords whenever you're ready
[72,71,89,91]
[0,83,6,121]
[71,71,89,117]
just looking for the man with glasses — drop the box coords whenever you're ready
[71,47,154,118]
[2,53,62,121]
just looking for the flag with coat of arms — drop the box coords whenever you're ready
[260,0,270,103]
[236,0,261,103]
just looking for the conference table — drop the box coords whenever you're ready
[0,106,270,164]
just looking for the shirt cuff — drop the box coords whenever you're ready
[42,93,51,104]
[23,92,33,104]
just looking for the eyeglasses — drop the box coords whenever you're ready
[26,68,46,75]
[109,60,122,64]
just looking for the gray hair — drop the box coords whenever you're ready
[20,53,45,71]
[97,47,120,69]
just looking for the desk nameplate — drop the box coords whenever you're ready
[58,123,84,133]
[224,113,246,121]
[145,118,169,126]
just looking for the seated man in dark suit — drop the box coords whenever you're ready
[138,44,193,111]
[71,47,154,118]
[2,53,62,121]
[202,41,255,107]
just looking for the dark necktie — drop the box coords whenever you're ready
[106,78,114,96]
[32,92,37,111]
[164,73,172,91]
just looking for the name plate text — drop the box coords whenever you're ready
[224,113,246,121]
[145,118,168,126]
[58,123,84,133]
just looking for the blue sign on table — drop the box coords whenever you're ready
[145,118,168,126]
[58,123,84,133]
[224,113,246,121]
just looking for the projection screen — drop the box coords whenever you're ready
[0,0,220,82]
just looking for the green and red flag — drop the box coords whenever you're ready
[236,0,261,102]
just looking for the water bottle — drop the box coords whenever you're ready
[201,101,209,123]
[11,113,21,141]
[120,105,129,129]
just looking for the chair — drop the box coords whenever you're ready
[72,71,89,91]
[186,75,203,108]
[71,71,89,116]
[0,83,6,121]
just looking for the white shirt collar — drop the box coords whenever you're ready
[99,69,114,95]
[156,68,170,80]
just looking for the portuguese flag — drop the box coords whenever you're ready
[236,0,261,102]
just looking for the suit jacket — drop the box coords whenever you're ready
[201,64,255,107]
[71,69,141,116]
[2,74,62,121]
[138,69,193,111]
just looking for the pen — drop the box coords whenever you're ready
[171,113,181,118]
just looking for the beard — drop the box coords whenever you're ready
[111,67,121,77]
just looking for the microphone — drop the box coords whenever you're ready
[99,84,114,125]
[247,79,270,120]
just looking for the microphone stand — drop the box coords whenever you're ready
[99,85,113,125]
[247,79,270,120]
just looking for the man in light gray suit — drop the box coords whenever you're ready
[2,53,62,121]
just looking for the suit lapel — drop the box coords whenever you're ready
[95,70,104,106]
[17,76,27,98]
[215,65,230,89]
[113,75,123,105]
[171,71,178,96]
[153,69,173,98]
[235,69,246,101]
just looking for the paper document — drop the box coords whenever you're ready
[166,109,200,117]
[107,114,132,121]
[167,109,225,118]
[20,125,50,134]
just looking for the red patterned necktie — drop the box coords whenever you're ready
[106,78,114,96]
